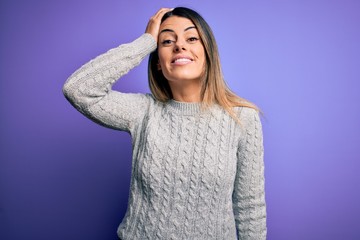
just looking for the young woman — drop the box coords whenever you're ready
[63,7,267,240]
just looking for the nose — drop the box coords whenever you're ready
[173,40,187,52]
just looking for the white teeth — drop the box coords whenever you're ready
[174,58,191,63]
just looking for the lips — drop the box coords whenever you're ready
[174,58,192,63]
[171,55,193,65]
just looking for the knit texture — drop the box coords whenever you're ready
[63,33,266,240]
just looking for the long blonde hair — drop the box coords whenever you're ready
[148,7,259,120]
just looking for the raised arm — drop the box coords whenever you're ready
[233,108,267,239]
[63,8,172,133]
[62,34,156,132]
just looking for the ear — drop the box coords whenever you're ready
[157,62,162,71]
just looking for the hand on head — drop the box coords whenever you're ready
[145,8,173,43]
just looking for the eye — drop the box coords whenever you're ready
[161,39,174,46]
[188,37,199,43]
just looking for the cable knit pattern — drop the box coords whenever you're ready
[63,33,266,240]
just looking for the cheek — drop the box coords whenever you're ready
[194,45,206,63]
[196,48,206,70]
[158,48,170,67]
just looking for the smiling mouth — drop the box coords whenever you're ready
[172,58,193,65]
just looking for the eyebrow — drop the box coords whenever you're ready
[159,26,196,34]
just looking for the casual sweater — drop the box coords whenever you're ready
[63,33,266,240]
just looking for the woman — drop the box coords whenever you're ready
[63,7,266,240]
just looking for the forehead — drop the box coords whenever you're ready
[160,16,196,31]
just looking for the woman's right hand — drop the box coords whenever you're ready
[145,8,173,43]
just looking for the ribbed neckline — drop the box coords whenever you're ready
[167,99,202,115]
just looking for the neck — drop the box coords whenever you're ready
[168,80,202,103]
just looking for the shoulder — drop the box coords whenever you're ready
[105,92,165,115]
[235,106,260,120]
[135,93,168,112]
[108,91,155,105]
[234,106,262,129]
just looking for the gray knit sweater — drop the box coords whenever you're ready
[63,33,266,240]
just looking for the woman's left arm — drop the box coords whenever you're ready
[232,108,267,240]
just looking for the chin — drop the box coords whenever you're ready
[166,75,201,82]
[165,72,202,82]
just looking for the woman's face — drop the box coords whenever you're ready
[157,16,206,85]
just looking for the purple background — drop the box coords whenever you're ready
[1,0,359,239]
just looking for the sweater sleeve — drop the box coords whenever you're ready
[233,108,267,239]
[62,33,157,133]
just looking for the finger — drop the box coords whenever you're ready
[145,8,173,42]
[153,7,172,19]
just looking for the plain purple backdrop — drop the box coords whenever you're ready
[1,0,360,239]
